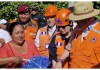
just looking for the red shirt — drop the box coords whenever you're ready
[0,40,40,68]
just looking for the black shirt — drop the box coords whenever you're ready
[30,14,47,29]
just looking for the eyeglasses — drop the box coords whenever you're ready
[58,25,70,31]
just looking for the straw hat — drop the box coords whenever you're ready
[68,2,100,21]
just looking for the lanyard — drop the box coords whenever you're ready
[47,27,57,43]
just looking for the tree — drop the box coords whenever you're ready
[0,1,69,21]
[0,1,100,21]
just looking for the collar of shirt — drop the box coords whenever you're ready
[47,25,56,32]
[47,25,57,37]
[83,19,98,33]
[81,19,98,42]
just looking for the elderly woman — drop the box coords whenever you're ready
[0,22,40,68]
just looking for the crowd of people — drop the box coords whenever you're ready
[0,1,100,68]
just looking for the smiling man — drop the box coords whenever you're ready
[10,4,38,41]
[34,5,58,58]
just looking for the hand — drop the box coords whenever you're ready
[52,60,57,68]
[10,56,23,64]
[54,62,62,68]
[22,59,30,62]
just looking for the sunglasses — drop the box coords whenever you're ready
[58,25,70,30]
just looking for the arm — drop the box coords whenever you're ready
[0,57,13,65]
[0,44,23,66]
[0,30,12,45]
[54,49,69,68]
[54,33,73,68]
[0,56,23,65]
[0,38,5,47]
[54,30,75,68]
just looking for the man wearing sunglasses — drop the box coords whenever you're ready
[48,8,72,68]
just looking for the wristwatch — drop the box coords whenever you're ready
[57,59,63,63]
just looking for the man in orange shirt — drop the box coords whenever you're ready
[54,2,100,68]
[34,5,58,57]
[10,4,38,41]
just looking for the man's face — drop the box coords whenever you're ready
[76,18,90,28]
[77,18,90,25]
[0,24,7,30]
[46,15,56,28]
[18,12,30,23]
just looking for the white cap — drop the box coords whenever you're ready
[0,19,7,24]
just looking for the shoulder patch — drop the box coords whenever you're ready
[56,42,62,47]
[57,18,62,24]
[41,32,46,35]
[90,37,97,43]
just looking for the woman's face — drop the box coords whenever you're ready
[58,25,71,35]
[12,24,25,45]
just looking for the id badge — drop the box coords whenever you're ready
[45,43,49,49]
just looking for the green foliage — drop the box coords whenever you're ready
[93,1,100,9]
[93,2,100,21]
[0,1,69,21]
[0,1,100,21]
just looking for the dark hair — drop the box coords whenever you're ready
[32,7,40,12]
[7,22,24,35]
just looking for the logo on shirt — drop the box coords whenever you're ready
[90,37,97,43]
[41,32,46,35]
[57,18,62,24]
[56,42,62,47]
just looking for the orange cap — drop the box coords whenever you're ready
[56,8,71,26]
[44,5,58,17]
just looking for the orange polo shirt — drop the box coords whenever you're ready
[69,21,100,68]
